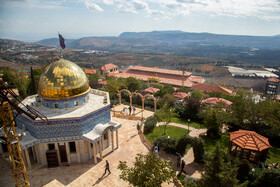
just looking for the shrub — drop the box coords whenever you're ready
[154,136,177,154]
[191,137,205,163]
[176,134,192,156]
[250,168,280,187]
[143,116,157,134]
[237,159,251,183]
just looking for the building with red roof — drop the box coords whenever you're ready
[229,129,271,163]
[191,83,233,95]
[98,63,119,76]
[113,66,204,88]
[85,68,96,74]
[202,97,232,108]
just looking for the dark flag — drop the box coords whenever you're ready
[59,34,66,49]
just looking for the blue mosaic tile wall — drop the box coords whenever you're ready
[15,105,111,139]
[42,93,89,109]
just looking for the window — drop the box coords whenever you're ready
[54,103,58,108]
[69,142,76,153]
[46,102,49,108]
[48,143,55,150]
[74,101,79,106]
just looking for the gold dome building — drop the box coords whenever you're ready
[1,59,121,169]
[38,59,90,100]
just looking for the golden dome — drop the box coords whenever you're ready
[38,59,90,100]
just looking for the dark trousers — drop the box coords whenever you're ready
[180,166,186,174]
[104,168,111,174]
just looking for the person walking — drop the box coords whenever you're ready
[104,160,111,175]
[129,106,132,115]
[180,159,186,175]
[176,153,182,168]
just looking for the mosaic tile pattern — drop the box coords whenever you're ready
[15,105,111,139]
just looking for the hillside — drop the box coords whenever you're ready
[36,31,280,65]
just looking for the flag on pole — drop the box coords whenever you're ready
[59,34,66,49]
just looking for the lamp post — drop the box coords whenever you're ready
[188,119,190,131]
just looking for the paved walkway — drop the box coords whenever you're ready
[0,117,206,186]
[158,122,207,179]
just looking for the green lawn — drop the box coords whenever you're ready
[170,117,205,129]
[266,146,280,164]
[145,125,190,143]
[201,133,230,153]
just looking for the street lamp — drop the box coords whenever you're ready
[188,119,190,131]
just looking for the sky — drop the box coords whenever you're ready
[0,0,280,41]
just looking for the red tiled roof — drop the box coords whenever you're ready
[230,130,271,151]
[107,72,117,77]
[129,66,192,76]
[172,92,189,99]
[98,81,107,86]
[144,87,160,93]
[85,69,96,74]
[114,72,195,87]
[191,83,233,95]
[202,97,232,107]
[188,75,205,84]
[98,63,118,71]
[267,77,280,83]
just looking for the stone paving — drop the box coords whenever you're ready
[158,122,207,179]
[0,114,206,187]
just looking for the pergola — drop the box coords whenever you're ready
[229,130,271,163]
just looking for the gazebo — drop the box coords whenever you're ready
[229,130,271,163]
[144,87,160,94]
[172,92,189,99]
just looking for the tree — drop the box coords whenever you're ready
[88,74,99,89]
[198,144,243,187]
[158,93,176,107]
[155,84,175,98]
[199,107,228,139]
[118,153,175,187]
[191,137,205,163]
[184,94,201,120]
[250,168,280,187]
[155,104,177,135]
[105,77,120,99]
[125,77,141,92]
[29,66,37,95]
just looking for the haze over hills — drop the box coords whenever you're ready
[35,31,280,66]
[37,30,280,50]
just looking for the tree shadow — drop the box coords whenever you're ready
[185,162,204,176]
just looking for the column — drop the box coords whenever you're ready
[116,130,119,148]
[31,146,36,162]
[34,145,40,164]
[111,130,114,152]
[21,151,27,168]
[75,141,81,163]
[65,142,71,164]
[0,144,3,154]
[88,142,92,159]
[98,139,103,160]
[93,142,97,164]
[54,143,61,164]
[24,149,32,170]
